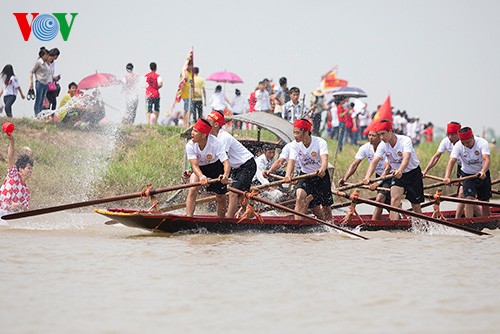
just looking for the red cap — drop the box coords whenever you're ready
[458,128,473,141]
[293,119,312,132]
[446,123,461,134]
[2,122,14,135]
[193,119,212,136]
[376,120,392,132]
[209,110,226,127]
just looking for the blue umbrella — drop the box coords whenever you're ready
[331,87,367,98]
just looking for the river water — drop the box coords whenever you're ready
[1,205,499,334]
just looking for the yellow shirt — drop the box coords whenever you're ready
[180,73,205,101]
[180,71,193,99]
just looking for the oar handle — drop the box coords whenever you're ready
[2,177,223,220]
[332,189,490,236]
[424,174,445,182]
[423,193,500,208]
[252,172,317,191]
[423,173,480,190]
[337,173,393,192]
[227,186,368,240]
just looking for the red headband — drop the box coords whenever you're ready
[458,128,473,141]
[376,121,392,132]
[446,123,461,134]
[209,111,226,127]
[193,119,212,136]
[294,119,312,132]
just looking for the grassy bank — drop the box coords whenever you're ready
[0,118,498,210]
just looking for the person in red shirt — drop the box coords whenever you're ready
[145,62,163,125]
[336,96,349,152]
[0,134,33,214]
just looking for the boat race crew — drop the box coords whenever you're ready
[207,110,257,218]
[185,118,230,218]
[363,119,424,220]
[263,140,302,178]
[339,129,392,220]
[422,121,469,218]
[284,118,333,221]
[443,127,491,218]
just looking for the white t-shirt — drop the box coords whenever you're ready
[355,142,386,176]
[450,136,490,174]
[437,136,462,165]
[253,154,273,184]
[186,135,228,166]
[216,130,254,168]
[289,136,329,174]
[254,90,271,111]
[375,135,420,173]
[3,76,20,96]
[279,141,301,172]
[210,92,228,111]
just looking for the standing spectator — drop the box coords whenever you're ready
[191,67,206,123]
[28,47,52,117]
[356,102,371,140]
[231,89,248,130]
[46,48,61,112]
[310,88,325,136]
[326,98,339,140]
[274,77,290,118]
[145,62,163,124]
[335,96,349,152]
[423,122,434,143]
[254,81,271,113]
[282,87,306,123]
[209,85,230,112]
[1,65,25,118]
[0,134,33,214]
[121,63,140,124]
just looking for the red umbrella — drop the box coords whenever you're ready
[206,71,243,84]
[78,72,119,90]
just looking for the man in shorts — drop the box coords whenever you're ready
[145,62,162,124]
[207,110,256,218]
[339,129,391,220]
[443,127,491,218]
[284,118,333,221]
[363,119,424,220]
[185,119,230,217]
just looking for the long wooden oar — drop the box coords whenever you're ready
[252,172,318,191]
[492,178,500,186]
[337,174,394,192]
[2,178,222,220]
[423,193,500,208]
[423,173,479,190]
[332,190,490,236]
[227,186,368,240]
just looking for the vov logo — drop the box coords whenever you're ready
[13,13,78,41]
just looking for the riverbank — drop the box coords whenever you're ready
[0,118,497,210]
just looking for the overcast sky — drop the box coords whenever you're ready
[2,0,499,134]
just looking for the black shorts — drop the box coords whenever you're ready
[297,170,334,209]
[375,173,392,204]
[230,158,257,191]
[147,98,160,112]
[391,166,424,204]
[199,160,227,195]
[462,170,491,201]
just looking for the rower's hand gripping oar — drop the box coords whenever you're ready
[1,177,223,220]
[337,173,394,192]
[252,172,318,191]
[227,186,369,240]
[331,189,491,237]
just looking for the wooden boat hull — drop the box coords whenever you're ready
[95,208,500,234]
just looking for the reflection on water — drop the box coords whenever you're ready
[1,212,499,333]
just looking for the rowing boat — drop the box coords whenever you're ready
[95,207,500,234]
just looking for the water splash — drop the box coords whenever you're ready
[409,217,471,236]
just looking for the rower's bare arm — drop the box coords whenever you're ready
[189,159,205,181]
[341,159,361,185]
[394,152,411,179]
[480,154,490,179]
[318,154,328,177]
[423,151,442,176]
[284,159,295,182]
[363,156,381,184]
[221,159,231,184]
[443,157,457,183]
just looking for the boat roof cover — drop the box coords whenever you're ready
[229,112,294,143]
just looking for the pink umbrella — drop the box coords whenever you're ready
[206,71,243,84]
[78,72,119,90]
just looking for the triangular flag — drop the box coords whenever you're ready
[363,95,392,135]
[171,48,194,111]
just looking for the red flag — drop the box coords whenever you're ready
[363,95,392,136]
[172,48,194,111]
[321,67,348,89]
